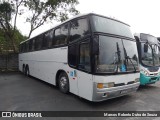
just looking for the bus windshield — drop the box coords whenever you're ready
[96,36,139,73]
[91,15,134,39]
[141,43,160,66]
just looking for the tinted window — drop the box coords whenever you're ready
[26,41,29,52]
[140,33,158,44]
[29,40,33,51]
[31,39,35,51]
[23,43,26,52]
[54,28,61,45]
[91,15,134,39]
[54,24,68,46]
[61,24,68,44]
[21,43,24,52]
[79,41,91,72]
[44,30,54,49]
[35,35,43,50]
[96,36,139,73]
[68,43,78,67]
[19,44,22,53]
[70,18,89,43]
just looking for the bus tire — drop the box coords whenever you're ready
[25,66,30,76]
[22,65,25,74]
[58,72,69,93]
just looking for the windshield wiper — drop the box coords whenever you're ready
[146,43,155,66]
[122,39,137,72]
[113,42,121,72]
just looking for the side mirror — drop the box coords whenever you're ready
[144,44,148,53]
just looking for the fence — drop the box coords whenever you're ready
[0,53,18,71]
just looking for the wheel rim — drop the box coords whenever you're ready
[60,77,67,89]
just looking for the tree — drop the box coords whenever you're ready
[24,0,79,38]
[0,1,24,52]
[0,0,79,52]
[0,1,17,52]
[0,28,26,54]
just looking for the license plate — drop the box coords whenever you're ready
[120,90,128,94]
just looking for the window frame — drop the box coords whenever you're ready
[69,17,90,44]
[68,42,79,68]
[19,15,91,53]
[78,40,91,72]
[53,22,69,47]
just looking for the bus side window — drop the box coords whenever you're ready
[43,30,53,49]
[79,41,91,72]
[19,44,22,53]
[43,33,48,49]
[29,39,33,52]
[48,30,54,48]
[60,24,68,44]
[26,41,29,52]
[32,39,35,51]
[35,35,43,50]
[24,42,26,52]
[68,43,78,67]
[69,18,89,43]
[54,28,61,46]
[53,23,68,46]
[21,43,24,52]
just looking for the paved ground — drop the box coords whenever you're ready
[0,72,160,120]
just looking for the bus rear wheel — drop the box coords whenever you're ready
[22,65,25,74]
[58,72,69,93]
[25,66,30,76]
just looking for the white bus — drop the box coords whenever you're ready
[19,13,140,102]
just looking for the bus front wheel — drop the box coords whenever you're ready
[58,72,69,93]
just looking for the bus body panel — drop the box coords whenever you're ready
[93,73,139,84]
[19,47,68,84]
[19,47,81,96]
[77,71,93,101]
[140,65,160,85]
[92,73,140,101]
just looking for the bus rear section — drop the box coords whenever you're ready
[135,33,160,85]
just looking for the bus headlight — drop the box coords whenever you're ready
[97,82,114,89]
[134,78,139,83]
[144,70,149,76]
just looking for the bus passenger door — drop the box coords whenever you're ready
[68,44,79,95]
[77,40,93,101]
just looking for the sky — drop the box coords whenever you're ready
[17,0,160,38]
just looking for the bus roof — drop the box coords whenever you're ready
[20,13,130,44]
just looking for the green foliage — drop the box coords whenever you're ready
[0,0,79,53]
[24,0,79,38]
[0,2,14,21]
[0,28,26,54]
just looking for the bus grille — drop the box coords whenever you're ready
[114,83,125,87]
[127,81,135,85]
[150,77,157,81]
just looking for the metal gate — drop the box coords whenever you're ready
[0,53,18,71]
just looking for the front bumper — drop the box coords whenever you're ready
[92,82,140,102]
[140,73,160,85]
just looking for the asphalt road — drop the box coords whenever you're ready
[0,72,160,120]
